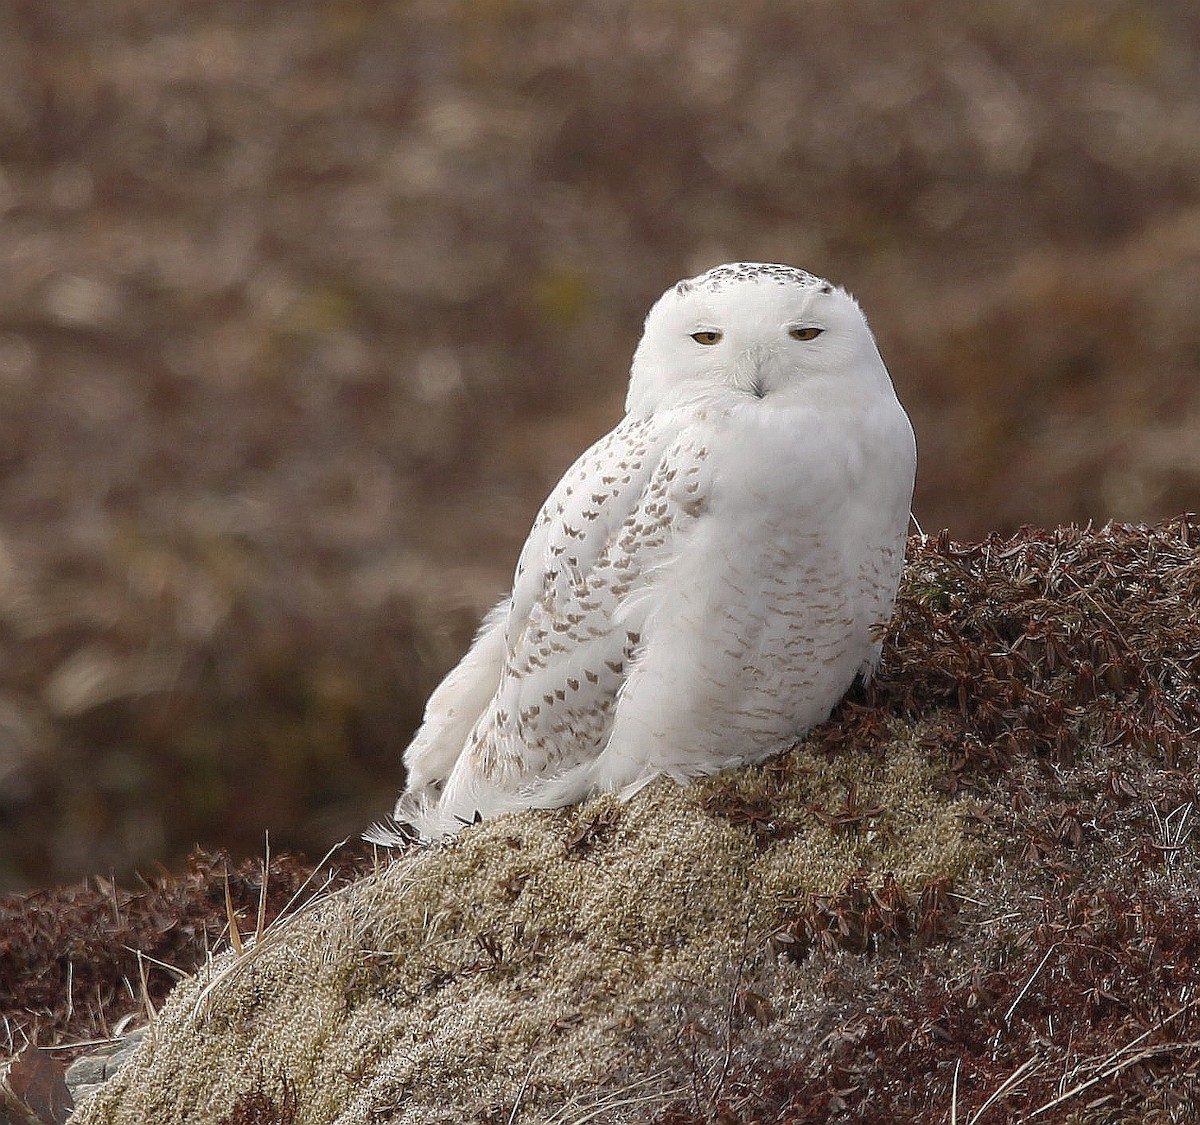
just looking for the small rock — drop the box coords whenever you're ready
[64,1028,148,1108]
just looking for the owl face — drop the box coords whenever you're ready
[626,263,890,416]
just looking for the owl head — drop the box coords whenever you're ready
[626,263,893,417]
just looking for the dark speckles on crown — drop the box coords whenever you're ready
[682,262,832,295]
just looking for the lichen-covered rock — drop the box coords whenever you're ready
[65,1028,149,1106]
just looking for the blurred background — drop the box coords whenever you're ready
[0,0,1197,890]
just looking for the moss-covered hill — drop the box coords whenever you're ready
[5,520,1200,1123]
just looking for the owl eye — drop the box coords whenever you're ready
[690,330,723,346]
[789,327,823,341]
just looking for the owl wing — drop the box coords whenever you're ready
[400,411,713,832]
[398,410,691,791]
[396,598,509,798]
[504,414,681,632]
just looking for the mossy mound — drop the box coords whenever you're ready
[54,519,1200,1122]
[71,736,976,1125]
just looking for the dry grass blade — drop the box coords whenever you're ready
[256,833,270,946]
[266,838,353,931]
[223,863,243,957]
[966,1054,1045,1124]
[1003,942,1059,1025]
[506,1058,537,1125]
[1026,998,1200,1119]
[121,949,187,983]
[189,839,367,1022]
[950,1056,960,1125]
[564,1089,684,1125]
[545,1075,686,1125]
[1151,801,1196,866]
[135,952,157,1027]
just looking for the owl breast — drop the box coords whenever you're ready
[611,392,913,770]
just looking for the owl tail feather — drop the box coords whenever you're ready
[364,723,759,847]
[364,755,677,846]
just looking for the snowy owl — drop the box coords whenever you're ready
[369,262,916,843]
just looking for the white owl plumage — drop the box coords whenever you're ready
[368,263,916,843]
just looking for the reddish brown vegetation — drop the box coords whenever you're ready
[215,1072,298,1125]
[873,520,1200,768]
[654,518,1200,1123]
[773,873,957,960]
[0,846,372,1049]
[661,887,1200,1124]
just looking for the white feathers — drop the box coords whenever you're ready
[367,263,916,843]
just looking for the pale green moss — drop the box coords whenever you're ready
[73,730,981,1125]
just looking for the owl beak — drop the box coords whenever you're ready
[733,347,769,399]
